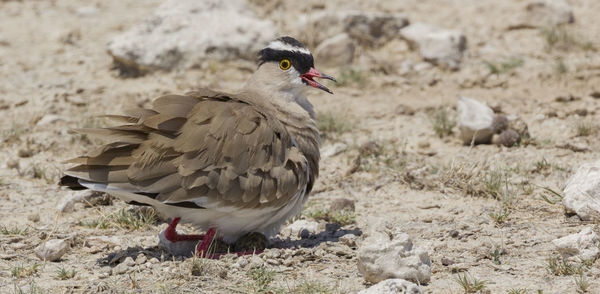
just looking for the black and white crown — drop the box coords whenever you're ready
[258,36,314,74]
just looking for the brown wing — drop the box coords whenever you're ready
[63,90,310,210]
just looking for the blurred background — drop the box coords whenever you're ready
[1,0,600,293]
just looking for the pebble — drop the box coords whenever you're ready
[265,258,281,265]
[135,254,147,265]
[35,239,69,261]
[113,257,135,275]
[283,219,320,238]
[330,198,355,212]
[417,140,430,149]
[27,213,40,222]
[339,233,358,247]
[441,257,455,266]
[249,256,264,268]
[236,257,249,268]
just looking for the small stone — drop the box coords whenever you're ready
[283,219,320,238]
[330,198,355,212]
[417,140,430,149]
[358,278,421,294]
[265,258,280,265]
[591,91,600,99]
[249,255,264,268]
[314,33,355,67]
[555,94,580,102]
[396,105,415,116]
[495,129,520,147]
[135,254,147,265]
[552,227,599,261]
[7,159,19,170]
[296,11,409,47]
[449,230,459,238]
[27,214,40,223]
[18,149,33,158]
[35,239,69,261]
[339,234,358,247]
[236,257,249,268]
[113,257,136,274]
[458,96,495,145]
[359,141,382,157]
[522,0,574,28]
[99,267,112,277]
[507,116,531,139]
[113,263,129,275]
[573,109,588,117]
[400,23,467,70]
[123,256,135,266]
[357,223,431,283]
[491,115,509,133]
[441,257,455,266]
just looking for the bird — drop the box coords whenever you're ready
[60,36,336,258]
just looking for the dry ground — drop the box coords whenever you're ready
[2,0,600,293]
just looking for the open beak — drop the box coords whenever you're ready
[301,68,337,94]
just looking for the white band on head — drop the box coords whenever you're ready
[267,40,311,55]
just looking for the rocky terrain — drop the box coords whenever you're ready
[2,0,600,293]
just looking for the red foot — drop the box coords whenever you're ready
[166,218,264,259]
[165,217,205,242]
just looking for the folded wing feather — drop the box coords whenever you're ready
[63,91,308,211]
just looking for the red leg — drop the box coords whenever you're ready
[164,217,205,242]
[196,227,217,258]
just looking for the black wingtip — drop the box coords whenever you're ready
[59,175,87,190]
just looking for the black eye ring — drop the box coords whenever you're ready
[279,59,291,70]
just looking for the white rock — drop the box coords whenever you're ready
[315,33,355,67]
[158,229,198,257]
[563,162,600,221]
[457,96,495,145]
[282,219,320,238]
[57,190,95,213]
[523,0,574,28]
[358,279,421,294]
[107,0,276,72]
[321,142,348,158]
[297,11,409,47]
[552,227,600,261]
[357,224,431,284]
[400,23,466,70]
[35,239,69,261]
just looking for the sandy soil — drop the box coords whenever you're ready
[2,0,600,293]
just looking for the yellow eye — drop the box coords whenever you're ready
[279,59,291,70]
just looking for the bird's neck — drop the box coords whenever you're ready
[241,76,315,119]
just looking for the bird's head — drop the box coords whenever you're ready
[255,36,336,94]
